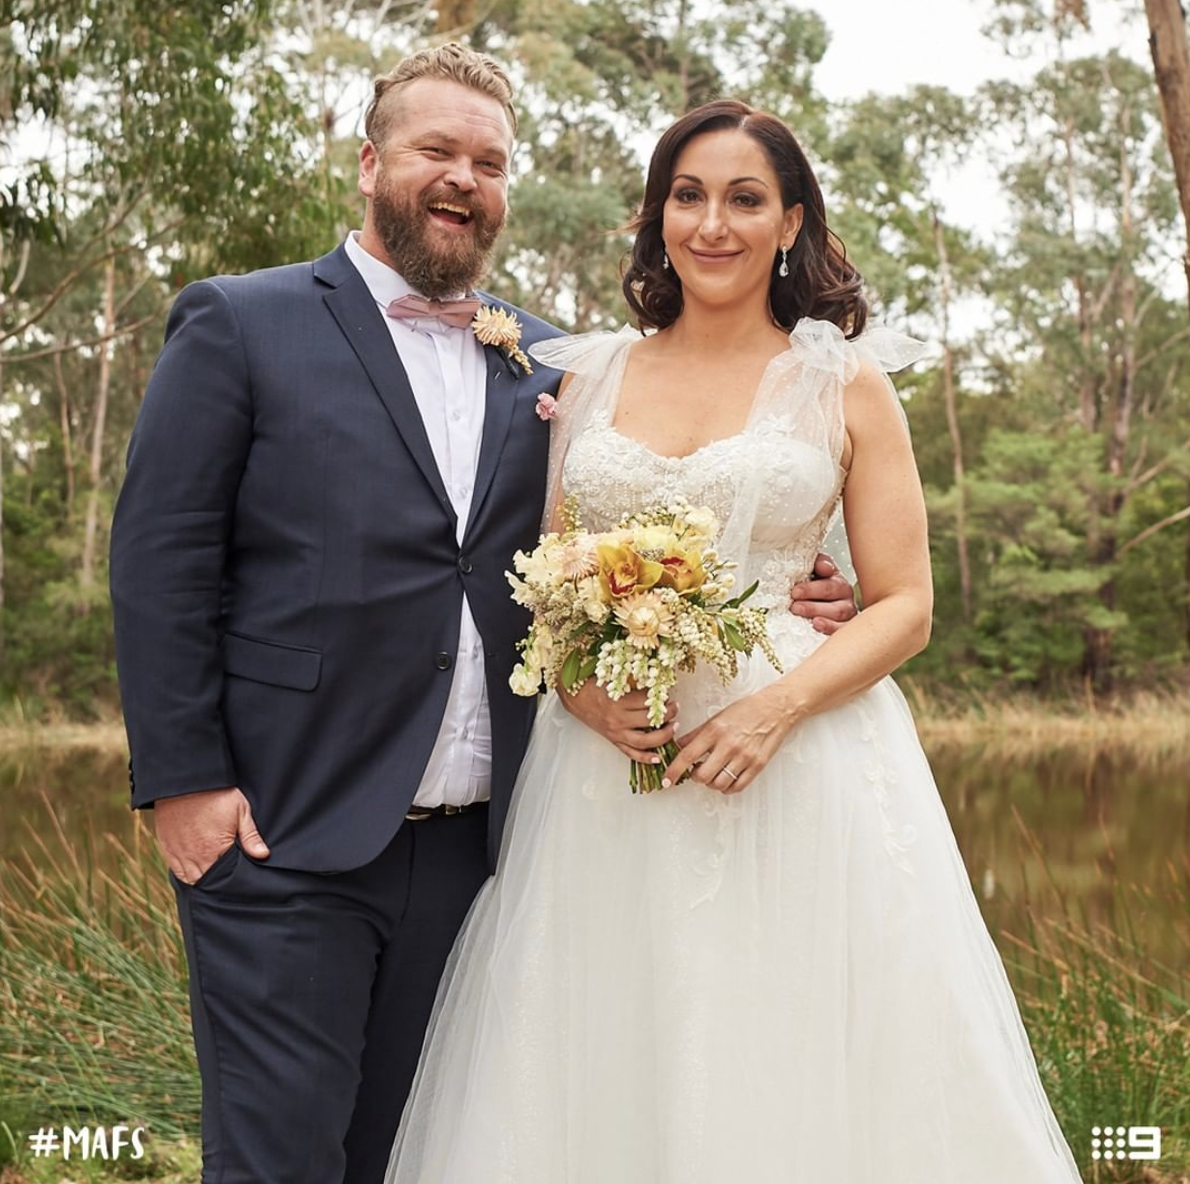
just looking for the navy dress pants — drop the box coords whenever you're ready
[172,806,490,1184]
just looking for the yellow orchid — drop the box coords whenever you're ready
[656,548,707,594]
[597,543,663,599]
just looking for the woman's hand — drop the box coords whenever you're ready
[660,687,794,794]
[558,679,679,762]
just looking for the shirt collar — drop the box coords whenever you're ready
[344,231,471,311]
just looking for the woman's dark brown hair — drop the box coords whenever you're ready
[622,99,867,338]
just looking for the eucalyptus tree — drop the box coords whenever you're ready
[0,0,326,701]
[978,48,1190,686]
[827,87,988,632]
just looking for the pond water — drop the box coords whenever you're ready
[4,741,1188,973]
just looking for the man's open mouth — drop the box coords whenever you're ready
[427,201,475,226]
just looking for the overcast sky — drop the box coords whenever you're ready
[800,0,1149,102]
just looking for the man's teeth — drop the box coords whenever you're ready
[430,202,471,217]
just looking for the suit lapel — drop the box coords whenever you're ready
[317,249,457,528]
[465,346,519,538]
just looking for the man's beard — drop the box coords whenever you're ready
[372,179,505,299]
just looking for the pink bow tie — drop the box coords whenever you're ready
[385,293,481,330]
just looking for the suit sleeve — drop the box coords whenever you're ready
[110,280,253,807]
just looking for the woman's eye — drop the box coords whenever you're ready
[674,188,701,203]
[734,192,761,207]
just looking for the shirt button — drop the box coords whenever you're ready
[435,652,453,670]
[451,410,463,422]
[457,556,473,574]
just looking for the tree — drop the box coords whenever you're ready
[1143,0,1190,312]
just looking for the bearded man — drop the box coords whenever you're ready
[109,43,856,1184]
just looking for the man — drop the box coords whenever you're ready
[110,43,856,1184]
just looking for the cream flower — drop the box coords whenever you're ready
[577,575,611,623]
[509,663,542,696]
[471,306,534,375]
[679,506,719,542]
[558,535,600,580]
[613,591,674,649]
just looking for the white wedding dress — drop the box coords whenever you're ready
[385,320,1082,1183]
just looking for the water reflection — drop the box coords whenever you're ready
[4,742,1189,971]
[932,746,1190,973]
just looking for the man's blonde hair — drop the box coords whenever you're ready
[365,43,518,148]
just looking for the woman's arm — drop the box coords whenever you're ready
[662,358,933,793]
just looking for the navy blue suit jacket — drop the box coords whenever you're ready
[110,243,563,872]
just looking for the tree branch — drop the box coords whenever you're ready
[1118,503,1190,555]
[5,309,165,364]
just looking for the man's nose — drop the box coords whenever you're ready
[442,158,478,192]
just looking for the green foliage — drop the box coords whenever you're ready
[1,1,1189,711]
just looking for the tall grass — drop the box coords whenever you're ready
[0,799,199,1142]
[2,797,1188,1181]
[905,681,1190,763]
[1001,819,1190,1181]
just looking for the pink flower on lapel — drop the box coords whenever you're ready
[535,393,559,421]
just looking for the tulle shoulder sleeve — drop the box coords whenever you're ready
[788,317,929,384]
[528,325,639,376]
[530,326,639,533]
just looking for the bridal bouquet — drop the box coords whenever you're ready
[506,499,782,792]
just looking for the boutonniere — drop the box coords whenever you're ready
[471,306,534,376]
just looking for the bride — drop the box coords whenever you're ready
[385,100,1082,1183]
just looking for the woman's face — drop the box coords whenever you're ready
[661,127,803,317]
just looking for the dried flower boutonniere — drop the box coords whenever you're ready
[471,306,534,376]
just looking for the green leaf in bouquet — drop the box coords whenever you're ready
[721,620,747,651]
[578,654,599,681]
[724,580,760,609]
[561,649,584,691]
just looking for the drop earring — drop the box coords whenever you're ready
[778,247,789,278]
[663,250,670,271]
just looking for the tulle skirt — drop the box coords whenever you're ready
[386,614,1082,1183]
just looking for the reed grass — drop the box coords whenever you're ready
[0,800,199,1150]
[1000,817,1190,1180]
[905,682,1190,762]
[2,796,1188,1180]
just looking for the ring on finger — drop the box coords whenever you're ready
[719,764,739,782]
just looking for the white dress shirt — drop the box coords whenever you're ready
[344,232,492,807]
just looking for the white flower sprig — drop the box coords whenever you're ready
[471,306,534,376]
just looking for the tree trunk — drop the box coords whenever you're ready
[1185,478,1190,651]
[0,351,6,663]
[1086,96,1141,690]
[1144,0,1190,314]
[932,210,972,623]
[80,253,117,593]
[53,349,76,521]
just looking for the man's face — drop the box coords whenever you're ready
[359,77,512,298]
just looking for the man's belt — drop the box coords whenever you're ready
[404,801,488,822]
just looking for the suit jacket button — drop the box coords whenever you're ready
[457,556,473,574]
[435,652,453,670]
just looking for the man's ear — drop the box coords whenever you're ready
[359,139,379,199]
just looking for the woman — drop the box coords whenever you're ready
[385,101,1082,1183]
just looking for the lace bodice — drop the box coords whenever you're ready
[532,318,925,615]
[564,411,842,613]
